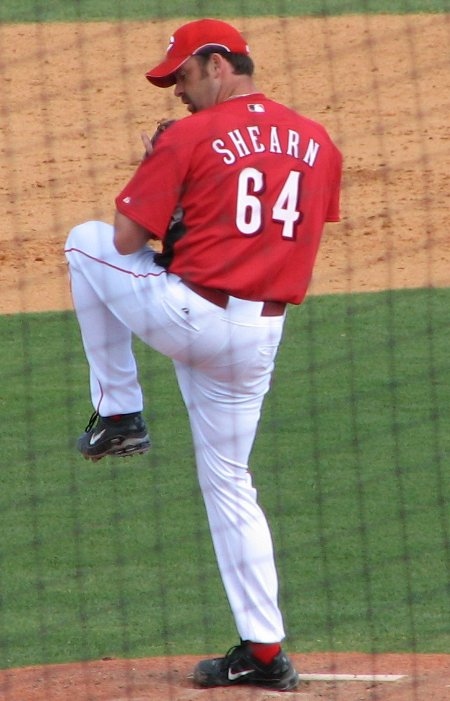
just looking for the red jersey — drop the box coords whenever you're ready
[116,94,342,304]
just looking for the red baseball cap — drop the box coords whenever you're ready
[146,18,250,88]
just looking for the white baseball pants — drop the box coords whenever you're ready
[65,220,286,643]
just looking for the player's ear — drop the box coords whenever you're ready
[210,52,226,76]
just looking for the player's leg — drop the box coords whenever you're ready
[65,220,230,362]
[174,329,299,689]
[68,255,144,417]
[65,221,153,458]
[173,313,286,644]
[65,220,235,459]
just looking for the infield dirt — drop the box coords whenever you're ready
[0,14,448,315]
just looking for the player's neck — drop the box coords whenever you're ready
[220,75,258,104]
[224,92,259,101]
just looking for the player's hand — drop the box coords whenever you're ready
[141,131,154,160]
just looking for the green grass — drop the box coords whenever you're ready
[0,0,448,22]
[0,287,449,669]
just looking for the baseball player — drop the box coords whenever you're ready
[65,18,342,691]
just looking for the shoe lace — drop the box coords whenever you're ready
[85,411,99,432]
[224,641,248,662]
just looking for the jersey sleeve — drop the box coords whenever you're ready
[325,143,343,222]
[115,126,192,238]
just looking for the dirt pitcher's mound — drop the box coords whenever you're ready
[1,652,449,700]
[0,14,448,315]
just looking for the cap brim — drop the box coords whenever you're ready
[146,55,188,87]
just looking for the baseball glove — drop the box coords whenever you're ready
[151,118,176,146]
[142,118,176,159]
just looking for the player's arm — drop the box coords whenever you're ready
[114,210,153,254]
[114,121,181,254]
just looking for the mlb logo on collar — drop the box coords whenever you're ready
[248,103,265,112]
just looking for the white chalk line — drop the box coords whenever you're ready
[298,673,406,682]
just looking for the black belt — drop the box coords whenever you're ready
[182,280,286,317]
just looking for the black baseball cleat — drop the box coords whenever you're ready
[76,411,151,462]
[192,640,299,691]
